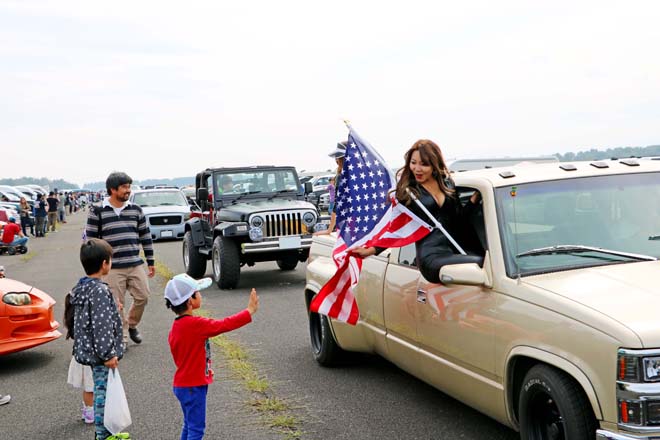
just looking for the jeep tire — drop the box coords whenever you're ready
[183,231,207,279]
[276,254,298,271]
[212,235,240,289]
[519,364,596,440]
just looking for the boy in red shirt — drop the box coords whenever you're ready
[165,274,259,440]
[1,217,28,248]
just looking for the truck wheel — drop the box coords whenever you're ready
[519,364,596,440]
[183,231,207,279]
[276,255,298,271]
[212,235,240,289]
[309,306,345,366]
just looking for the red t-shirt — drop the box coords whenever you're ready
[1,223,21,244]
[168,310,252,387]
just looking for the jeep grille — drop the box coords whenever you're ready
[262,211,308,237]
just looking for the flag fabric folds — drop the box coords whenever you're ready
[310,128,432,325]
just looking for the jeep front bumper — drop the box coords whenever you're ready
[241,236,313,253]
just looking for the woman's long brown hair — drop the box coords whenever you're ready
[395,139,454,206]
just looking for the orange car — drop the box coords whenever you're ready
[0,277,61,355]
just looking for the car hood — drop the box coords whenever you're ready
[140,205,191,215]
[0,278,56,306]
[524,261,660,347]
[219,199,316,216]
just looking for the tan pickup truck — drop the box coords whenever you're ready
[305,159,660,440]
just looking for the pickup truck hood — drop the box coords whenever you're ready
[524,261,660,347]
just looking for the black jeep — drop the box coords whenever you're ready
[183,166,322,289]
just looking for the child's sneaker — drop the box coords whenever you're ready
[105,433,130,439]
[82,406,94,424]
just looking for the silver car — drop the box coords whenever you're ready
[129,189,192,241]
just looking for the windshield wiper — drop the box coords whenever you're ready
[267,189,294,201]
[516,245,656,261]
[649,235,660,241]
[231,191,262,204]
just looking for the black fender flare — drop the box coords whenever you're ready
[184,218,206,246]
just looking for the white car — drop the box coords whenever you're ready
[129,189,192,241]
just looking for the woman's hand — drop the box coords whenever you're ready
[351,247,377,258]
[470,191,482,204]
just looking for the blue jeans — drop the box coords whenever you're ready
[173,385,208,440]
[8,236,28,247]
[93,366,112,440]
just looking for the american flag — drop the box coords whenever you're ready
[310,127,432,325]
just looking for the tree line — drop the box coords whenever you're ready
[5,145,660,189]
[554,145,660,161]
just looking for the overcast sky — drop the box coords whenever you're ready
[2,1,660,186]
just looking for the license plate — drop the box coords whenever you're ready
[161,230,173,238]
[279,236,301,249]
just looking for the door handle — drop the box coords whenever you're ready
[417,289,427,304]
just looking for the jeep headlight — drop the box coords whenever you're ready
[302,212,316,226]
[250,215,264,228]
[249,227,263,242]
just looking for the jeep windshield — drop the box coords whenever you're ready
[496,172,660,277]
[215,169,300,197]
[133,191,188,208]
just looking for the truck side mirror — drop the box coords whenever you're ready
[304,182,313,194]
[439,263,487,286]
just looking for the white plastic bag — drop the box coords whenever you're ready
[104,368,132,434]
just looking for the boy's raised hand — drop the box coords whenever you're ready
[247,288,259,315]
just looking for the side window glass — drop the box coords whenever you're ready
[398,243,416,267]
[457,187,487,252]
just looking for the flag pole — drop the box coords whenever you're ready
[405,188,467,255]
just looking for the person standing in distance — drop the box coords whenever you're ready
[314,141,346,235]
[85,171,155,350]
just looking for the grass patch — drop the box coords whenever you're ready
[269,414,303,439]
[154,259,175,282]
[251,397,289,412]
[210,334,304,437]
[20,252,36,262]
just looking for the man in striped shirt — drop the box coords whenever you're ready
[85,172,155,350]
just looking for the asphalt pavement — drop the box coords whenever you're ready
[0,211,519,440]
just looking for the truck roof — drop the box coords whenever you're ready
[453,158,660,188]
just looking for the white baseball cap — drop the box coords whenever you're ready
[164,273,212,306]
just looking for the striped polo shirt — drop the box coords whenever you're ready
[85,199,154,269]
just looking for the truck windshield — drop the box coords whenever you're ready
[215,169,299,196]
[495,172,660,277]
